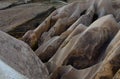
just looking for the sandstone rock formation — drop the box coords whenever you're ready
[22,1,89,48]
[35,24,87,62]
[0,3,55,38]
[0,0,120,79]
[48,15,119,73]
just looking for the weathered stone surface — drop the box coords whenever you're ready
[60,63,101,79]
[112,0,120,9]
[48,15,119,73]
[0,59,28,79]
[51,31,120,79]
[35,24,86,62]
[68,0,88,3]
[39,1,89,44]
[92,31,120,79]
[0,1,13,10]
[101,30,120,60]
[55,3,95,53]
[96,0,115,17]
[0,31,49,79]
[0,3,54,32]
[35,2,94,59]
[0,0,32,10]
[113,69,120,79]
[36,36,63,62]
[115,9,120,22]
[22,1,89,48]
[35,3,94,59]
[56,24,87,55]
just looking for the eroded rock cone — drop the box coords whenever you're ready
[0,31,49,79]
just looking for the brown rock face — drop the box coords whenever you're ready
[22,1,89,48]
[35,2,95,62]
[50,31,120,79]
[35,24,87,62]
[1,0,120,79]
[92,31,120,79]
[48,15,119,73]
[0,3,55,37]
[0,31,49,79]
[113,69,120,79]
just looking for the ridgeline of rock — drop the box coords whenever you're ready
[0,0,120,79]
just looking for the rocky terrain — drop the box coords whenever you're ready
[0,0,120,79]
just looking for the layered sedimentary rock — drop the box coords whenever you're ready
[0,3,55,38]
[0,0,120,79]
[48,15,119,73]
[35,24,87,62]
[92,31,120,79]
[22,1,90,48]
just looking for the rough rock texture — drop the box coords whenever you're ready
[48,15,119,73]
[52,63,101,79]
[35,24,87,62]
[0,31,49,79]
[0,3,54,33]
[0,1,14,10]
[0,0,32,10]
[96,0,115,17]
[1,0,120,79]
[40,1,89,38]
[50,31,120,79]
[55,24,87,56]
[0,59,29,79]
[22,1,90,48]
[92,30,120,79]
[113,69,120,79]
